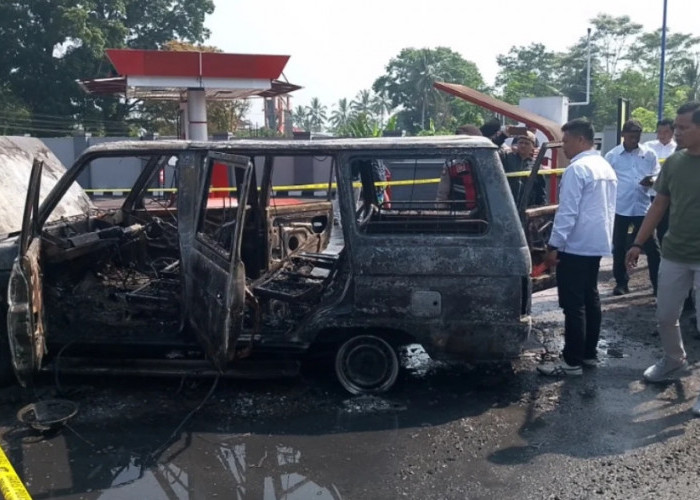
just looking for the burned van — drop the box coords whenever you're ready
[2,136,553,394]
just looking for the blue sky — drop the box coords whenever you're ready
[205,0,700,127]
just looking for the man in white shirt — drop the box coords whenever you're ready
[538,119,617,377]
[605,119,661,296]
[644,118,677,161]
[644,118,676,245]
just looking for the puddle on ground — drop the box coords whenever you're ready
[24,434,344,499]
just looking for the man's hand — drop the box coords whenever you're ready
[544,249,559,268]
[639,176,655,187]
[626,246,641,270]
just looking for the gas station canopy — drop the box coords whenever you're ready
[79,49,301,100]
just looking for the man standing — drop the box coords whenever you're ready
[605,120,661,296]
[645,118,677,162]
[538,119,617,377]
[644,118,677,245]
[626,102,700,416]
[500,132,546,207]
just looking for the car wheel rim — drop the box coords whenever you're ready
[335,335,399,395]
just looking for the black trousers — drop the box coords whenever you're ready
[612,214,661,293]
[557,253,602,366]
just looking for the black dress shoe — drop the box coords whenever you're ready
[613,285,629,296]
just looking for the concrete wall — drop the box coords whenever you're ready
[41,135,143,190]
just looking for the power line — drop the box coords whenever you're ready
[0,122,135,135]
[0,112,137,127]
[0,123,91,135]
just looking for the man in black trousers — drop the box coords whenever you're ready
[538,119,618,377]
[605,119,661,296]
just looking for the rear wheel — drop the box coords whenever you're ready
[334,335,399,395]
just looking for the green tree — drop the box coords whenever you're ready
[630,107,657,131]
[495,43,562,103]
[307,97,327,133]
[292,105,312,131]
[590,14,643,79]
[628,30,700,83]
[0,85,32,135]
[371,92,394,127]
[671,54,700,102]
[329,98,352,132]
[350,90,374,116]
[336,112,381,138]
[0,0,214,136]
[373,47,485,134]
[556,15,653,128]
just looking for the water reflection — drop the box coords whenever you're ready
[93,440,341,500]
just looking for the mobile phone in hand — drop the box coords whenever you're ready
[639,175,655,186]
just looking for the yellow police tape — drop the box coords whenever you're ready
[83,168,566,195]
[0,446,32,500]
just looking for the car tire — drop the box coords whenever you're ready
[334,334,399,395]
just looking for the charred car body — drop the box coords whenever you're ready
[1,136,554,394]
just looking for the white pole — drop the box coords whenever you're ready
[186,88,208,141]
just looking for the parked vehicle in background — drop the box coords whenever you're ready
[1,136,555,394]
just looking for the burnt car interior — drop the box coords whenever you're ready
[36,150,342,351]
[241,155,341,337]
[40,154,184,345]
[36,150,495,346]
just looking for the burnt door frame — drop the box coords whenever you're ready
[185,152,254,369]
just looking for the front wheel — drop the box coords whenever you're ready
[335,335,399,395]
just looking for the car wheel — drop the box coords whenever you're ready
[335,335,399,395]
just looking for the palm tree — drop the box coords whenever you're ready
[292,105,309,130]
[350,90,374,116]
[413,49,439,130]
[371,92,394,128]
[329,98,351,132]
[307,97,327,133]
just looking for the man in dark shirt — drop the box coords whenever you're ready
[500,132,546,207]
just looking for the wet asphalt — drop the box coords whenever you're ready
[1,257,699,499]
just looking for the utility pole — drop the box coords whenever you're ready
[658,0,668,120]
[570,28,592,107]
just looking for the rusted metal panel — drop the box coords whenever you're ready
[433,82,564,143]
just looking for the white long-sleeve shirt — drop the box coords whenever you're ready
[644,139,676,161]
[604,144,660,216]
[643,139,675,197]
[549,150,617,256]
